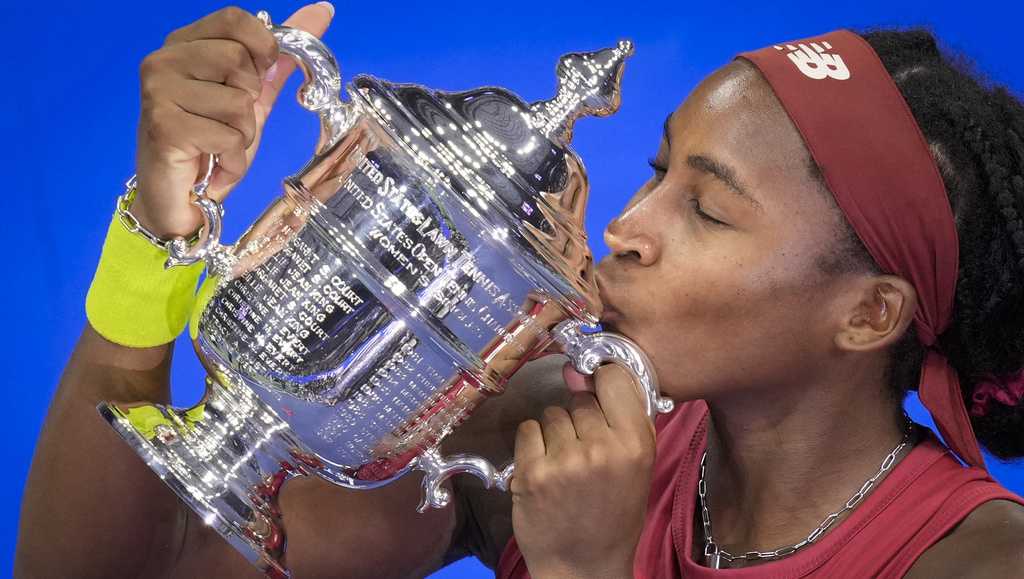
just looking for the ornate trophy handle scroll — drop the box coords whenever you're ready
[256,10,356,154]
[412,319,673,511]
[551,318,675,419]
[413,448,516,512]
[164,154,232,275]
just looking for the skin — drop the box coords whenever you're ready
[594,59,922,560]
[579,58,1024,574]
[15,4,1024,578]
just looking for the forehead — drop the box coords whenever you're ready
[668,60,845,244]
[669,60,810,176]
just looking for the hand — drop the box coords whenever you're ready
[510,363,656,579]
[132,3,335,238]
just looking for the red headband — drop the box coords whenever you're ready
[739,30,985,469]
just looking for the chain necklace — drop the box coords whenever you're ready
[698,422,915,569]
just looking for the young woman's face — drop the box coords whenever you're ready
[597,61,856,402]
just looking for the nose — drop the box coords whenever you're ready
[604,197,660,266]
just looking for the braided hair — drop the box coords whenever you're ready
[814,29,1024,460]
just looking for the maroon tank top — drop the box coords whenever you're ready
[497,400,1023,578]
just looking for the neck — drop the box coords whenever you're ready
[700,359,912,559]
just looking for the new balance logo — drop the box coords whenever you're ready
[774,41,850,80]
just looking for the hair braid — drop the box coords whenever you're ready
[1000,129,1024,267]
[851,28,1024,460]
[954,113,1022,329]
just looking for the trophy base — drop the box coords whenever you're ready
[98,378,317,578]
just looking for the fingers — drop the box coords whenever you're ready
[592,364,654,439]
[164,6,279,75]
[168,81,258,147]
[515,364,649,462]
[562,360,595,394]
[158,4,337,138]
[131,3,335,240]
[514,419,545,464]
[539,406,579,455]
[141,102,250,161]
[133,99,248,236]
[567,392,609,438]
[153,39,264,100]
[210,148,249,193]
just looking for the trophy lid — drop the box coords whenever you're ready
[347,42,634,319]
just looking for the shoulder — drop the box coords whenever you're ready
[905,499,1024,578]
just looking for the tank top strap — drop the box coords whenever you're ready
[794,437,967,577]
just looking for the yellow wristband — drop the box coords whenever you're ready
[86,211,205,347]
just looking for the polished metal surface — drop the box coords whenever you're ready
[163,154,232,272]
[255,10,356,154]
[100,11,672,578]
[553,318,675,418]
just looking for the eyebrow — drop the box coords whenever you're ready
[662,113,673,147]
[686,154,763,211]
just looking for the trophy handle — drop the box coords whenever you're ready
[551,318,675,419]
[163,154,233,275]
[256,10,357,154]
[412,319,673,511]
[412,448,515,512]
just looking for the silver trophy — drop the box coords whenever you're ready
[100,11,673,577]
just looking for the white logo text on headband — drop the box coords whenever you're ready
[774,42,851,80]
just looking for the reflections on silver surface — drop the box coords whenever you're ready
[101,11,670,578]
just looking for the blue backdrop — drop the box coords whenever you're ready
[5,1,1022,576]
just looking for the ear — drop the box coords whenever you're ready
[834,276,918,353]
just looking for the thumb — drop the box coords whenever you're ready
[254,2,336,122]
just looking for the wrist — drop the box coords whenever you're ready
[120,175,202,243]
[86,207,204,348]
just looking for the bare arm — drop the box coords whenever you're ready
[14,335,567,578]
[905,499,1024,579]
[16,324,461,579]
[16,326,188,577]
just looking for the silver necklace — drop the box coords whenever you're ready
[698,422,915,569]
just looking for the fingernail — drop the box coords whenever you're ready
[263,61,278,83]
[317,1,335,17]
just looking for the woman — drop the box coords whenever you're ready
[15,3,1024,578]
[495,27,1024,579]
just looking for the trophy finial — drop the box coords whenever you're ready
[529,40,634,145]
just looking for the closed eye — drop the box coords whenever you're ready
[648,157,728,226]
[691,198,729,226]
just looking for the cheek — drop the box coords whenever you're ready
[650,233,816,321]
[627,233,833,397]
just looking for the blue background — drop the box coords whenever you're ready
[5,1,1023,576]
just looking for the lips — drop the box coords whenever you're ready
[595,268,624,325]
